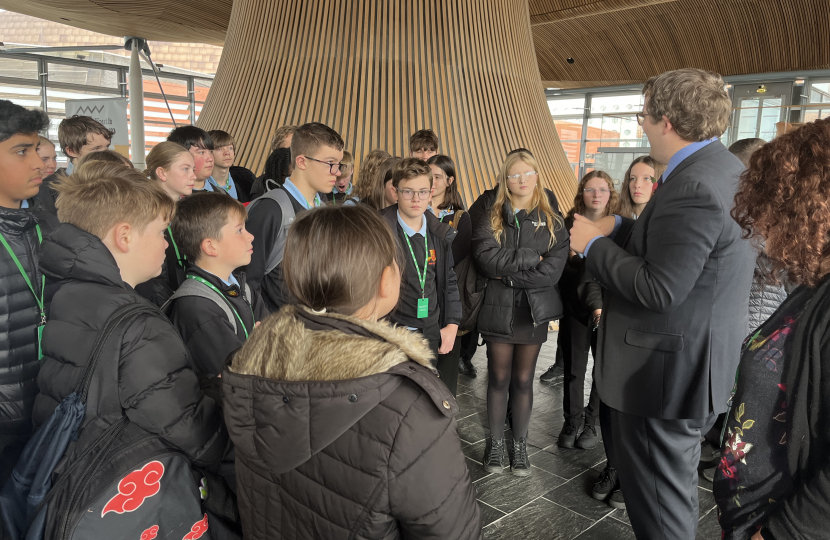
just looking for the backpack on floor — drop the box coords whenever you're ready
[0,303,211,540]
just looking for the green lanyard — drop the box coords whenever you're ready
[402,231,428,298]
[0,224,46,359]
[167,226,185,268]
[313,193,323,208]
[514,213,521,234]
[186,275,254,339]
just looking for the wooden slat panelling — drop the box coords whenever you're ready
[196,0,578,208]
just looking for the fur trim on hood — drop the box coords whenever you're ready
[229,304,435,381]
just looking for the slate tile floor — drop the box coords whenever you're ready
[458,332,721,539]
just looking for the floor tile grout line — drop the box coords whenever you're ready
[540,496,606,524]
[482,495,551,529]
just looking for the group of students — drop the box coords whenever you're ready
[3,65,830,540]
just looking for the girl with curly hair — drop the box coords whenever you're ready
[714,117,830,540]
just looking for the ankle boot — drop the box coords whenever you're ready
[483,434,507,473]
[511,437,532,477]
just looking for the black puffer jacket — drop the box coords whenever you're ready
[0,208,57,436]
[33,223,228,466]
[471,189,570,338]
[223,305,482,540]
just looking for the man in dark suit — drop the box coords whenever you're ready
[570,68,755,539]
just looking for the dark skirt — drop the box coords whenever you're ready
[483,300,548,345]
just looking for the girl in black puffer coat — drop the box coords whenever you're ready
[471,150,569,478]
[223,204,482,540]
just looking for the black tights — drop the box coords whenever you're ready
[486,341,543,440]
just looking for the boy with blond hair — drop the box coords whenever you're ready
[31,161,230,537]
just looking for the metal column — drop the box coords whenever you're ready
[128,39,146,169]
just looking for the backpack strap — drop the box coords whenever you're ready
[448,209,465,230]
[162,279,239,334]
[248,188,296,275]
[75,303,161,404]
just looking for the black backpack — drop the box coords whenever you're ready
[446,210,487,335]
[0,303,214,540]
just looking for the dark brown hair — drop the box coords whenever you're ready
[76,149,133,169]
[617,156,664,218]
[284,205,402,315]
[391,157,432,189]
[58,115,114,157]
[426,154,464,210]
[208,129,235,149]
[291,122,344,165]
[642,69,731,142]
[568,170,618,220]
[732,117,830,287]
[728,138,766,167]
[409,129,439,153]
[171,192,248,263]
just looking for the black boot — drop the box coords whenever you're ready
[591,465,618,501]
[557,419,580,449]
[483,435,507,473]
[575,424,599,450]
[510,437,532,477]
[458,357,477,377]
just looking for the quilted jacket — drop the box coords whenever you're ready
[0,207,57,436]
[748,254,788,333]
[222,305,482,540]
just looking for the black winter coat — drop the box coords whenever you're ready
[167,266,269,378]
[223,305,482,540]
[0,208,58,436]
[471,189,569,338]
[381,205,462,328]
[33,223,229,466]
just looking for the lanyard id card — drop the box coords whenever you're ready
[417,297,429,319]
[0,224,45,359]
[403,231,430,319]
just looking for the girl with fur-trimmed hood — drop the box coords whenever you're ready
[222,204,482,540]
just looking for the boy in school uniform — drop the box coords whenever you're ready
[166,192,269,378]
[207,129,256,202]
[380,158,461,375]
[0,101,57,486]
[325,150,354,204]
[32,161,230,538]
[245,122,346,311]
[29,115,114,213]
[409,129,440,161]
[167,125,217,194]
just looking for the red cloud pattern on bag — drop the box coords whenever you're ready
[101,461,165,517]
[182,514,209,540]
[140,525,159,540]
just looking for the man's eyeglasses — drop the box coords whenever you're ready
[506,171,538,183]
[635,112,649,126]
[304,155,347,175]
[583,188,610,195]
[397,188,432,200]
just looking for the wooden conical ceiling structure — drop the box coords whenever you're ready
[195,0,576,206]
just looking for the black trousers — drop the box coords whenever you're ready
[610,407,717,540]
[459,330,480,362]
[418,324,459,397]
[558,314,601,426]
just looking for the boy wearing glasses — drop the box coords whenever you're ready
[245,122,345,311]
[381,158,461,383]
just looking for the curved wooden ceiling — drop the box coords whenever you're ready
[1,0,827,85]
